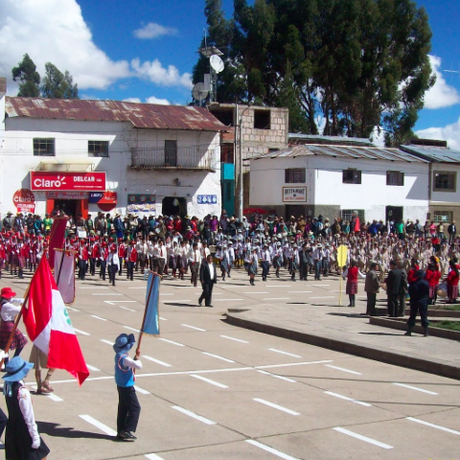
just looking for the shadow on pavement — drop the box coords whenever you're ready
[38,421,114,441]
[162,302,197,307]
[358,331,404,336]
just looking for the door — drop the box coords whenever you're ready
[386,206,403,225]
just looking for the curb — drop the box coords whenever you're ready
[225,311,460,381]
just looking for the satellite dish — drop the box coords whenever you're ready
[210,54,225,73]
[192,82,209,102]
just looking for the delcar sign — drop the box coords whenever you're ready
[30,172,106,191]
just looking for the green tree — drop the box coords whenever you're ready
[12,53,41,97]
[41,63,79,99]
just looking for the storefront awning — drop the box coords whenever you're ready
[37,161,94,172]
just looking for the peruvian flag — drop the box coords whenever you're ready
[23,256,89,385]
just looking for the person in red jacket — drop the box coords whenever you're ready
[343,259,365,307]
[446,258,460,304]
[126,241,137,281]
[407,258,420,285]
[425,257,441,305]
[118,238,126,276]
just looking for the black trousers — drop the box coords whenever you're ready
[78,259,87,280]
[117,385,141,433]
[366,292,377,315]
[199,282,214,306]
[407,301,429,328]
[127,261,135,280]
[109,263,117,284]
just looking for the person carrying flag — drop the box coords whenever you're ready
[113,333,142,441]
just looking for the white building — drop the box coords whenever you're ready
[0,78,226,219]
[250,140,430,223]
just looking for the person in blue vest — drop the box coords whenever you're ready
[113,333,142,442]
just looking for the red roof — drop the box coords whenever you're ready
[5,97,226,132]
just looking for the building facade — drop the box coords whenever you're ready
[250,140,430,223]
[0,80,226,220]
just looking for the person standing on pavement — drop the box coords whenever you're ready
[188,242,201,287]
[247,248,258,286]
[260,244,271,282]
[312,243,324,280]
[364,262,380,316]
[3,356,50,459]
[113,333,142,442]
[198,254,217,307]
[446,258,460,304]
[386,259,408,317]
[108,244,120,286]
[343,259,365,307]
[405,269,430,337]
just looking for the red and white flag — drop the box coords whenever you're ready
[23,256,89,385]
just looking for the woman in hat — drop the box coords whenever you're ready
[113,333,142,441]
[0,287,28,360]
[3,356,50,459]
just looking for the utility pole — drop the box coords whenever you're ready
[235,104,250,219]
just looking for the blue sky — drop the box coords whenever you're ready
[1,0,459,145]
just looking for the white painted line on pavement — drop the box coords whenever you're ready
[79,414,117,436]
[244,291,269,294]
[253,398,300,416]
[257,360,333,370]
[309,296,336,299]
[258,370,296,383]
[105,300,137,303]
[128,287,145,289]
[135,385,150,395]
[325,391,371,407]
[159,293,173,296]
[86,364,100,372]
[100,339,113,346]
[171,406,216,425]
[159,316,167,321]
[91,315,107,321]
[181,324,206,332]
[325,365,361,375]
[123,326,140,333]
[145,454,165,460]
[393,383,438,395]
[67,306,79,312]
[220,335,249,344]
[202,352,235,363]
[246,440,300,460]
[74,328,90,336]
[213,298,244,301]
[333,427,393,449]
[177,286,195,289]
[269,348,302,358]
[159,338,185,347]
[310,284,330,287]
[92,293,122,296]
[120,306,136,312]
[33,386,63,402]
[143,355,172,367]
[191,374,229,388]
[406,417,460,435]
[264,297,290,301]
[163,300,191,303]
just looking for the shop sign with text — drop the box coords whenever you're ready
[13,189,35,213]
[282,187,307,202]
[31,172,106,191]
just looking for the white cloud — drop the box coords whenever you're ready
[133,23,178,39]
[131,58,192,89]
[416,118,460,150]
[0,0,191,94]
[123,96,170,105]
[423,55,460,109]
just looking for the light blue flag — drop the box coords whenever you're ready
[142,272,160,335]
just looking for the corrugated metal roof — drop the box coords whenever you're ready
[289,133,373,146]
[5,97,227,132]
[257,144,428,163]
[401,145,460,163]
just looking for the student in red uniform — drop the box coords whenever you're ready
[118,238,126,276]
[77,239,89,280]
[446,258,460,304]
[425,257,442,305]
[343,259,365,307]
[407,258,420,285]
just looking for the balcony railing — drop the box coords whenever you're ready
[130,146,217,171]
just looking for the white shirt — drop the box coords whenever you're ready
[1,300,21,322]
[208,262,215,280]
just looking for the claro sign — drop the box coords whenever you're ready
[30,172,106,191]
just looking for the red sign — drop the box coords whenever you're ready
[30,172,106,191]
[13,189,36,213]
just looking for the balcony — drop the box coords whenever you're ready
[130,146,217,172]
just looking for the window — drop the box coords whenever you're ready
[342,209,365,224]
[88,140,109,157]
[33,138,55,156]
[434,211,453,223]
[285,168,306,183]
[342,169,361,184]
[433,171,456,192]
[221,144,234,163]
[387,171,404,186]
[254,109,271,129]
[164,140,177,167]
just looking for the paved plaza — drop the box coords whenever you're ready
[2,266,460,460]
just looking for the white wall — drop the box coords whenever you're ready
[1,116,221,218]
